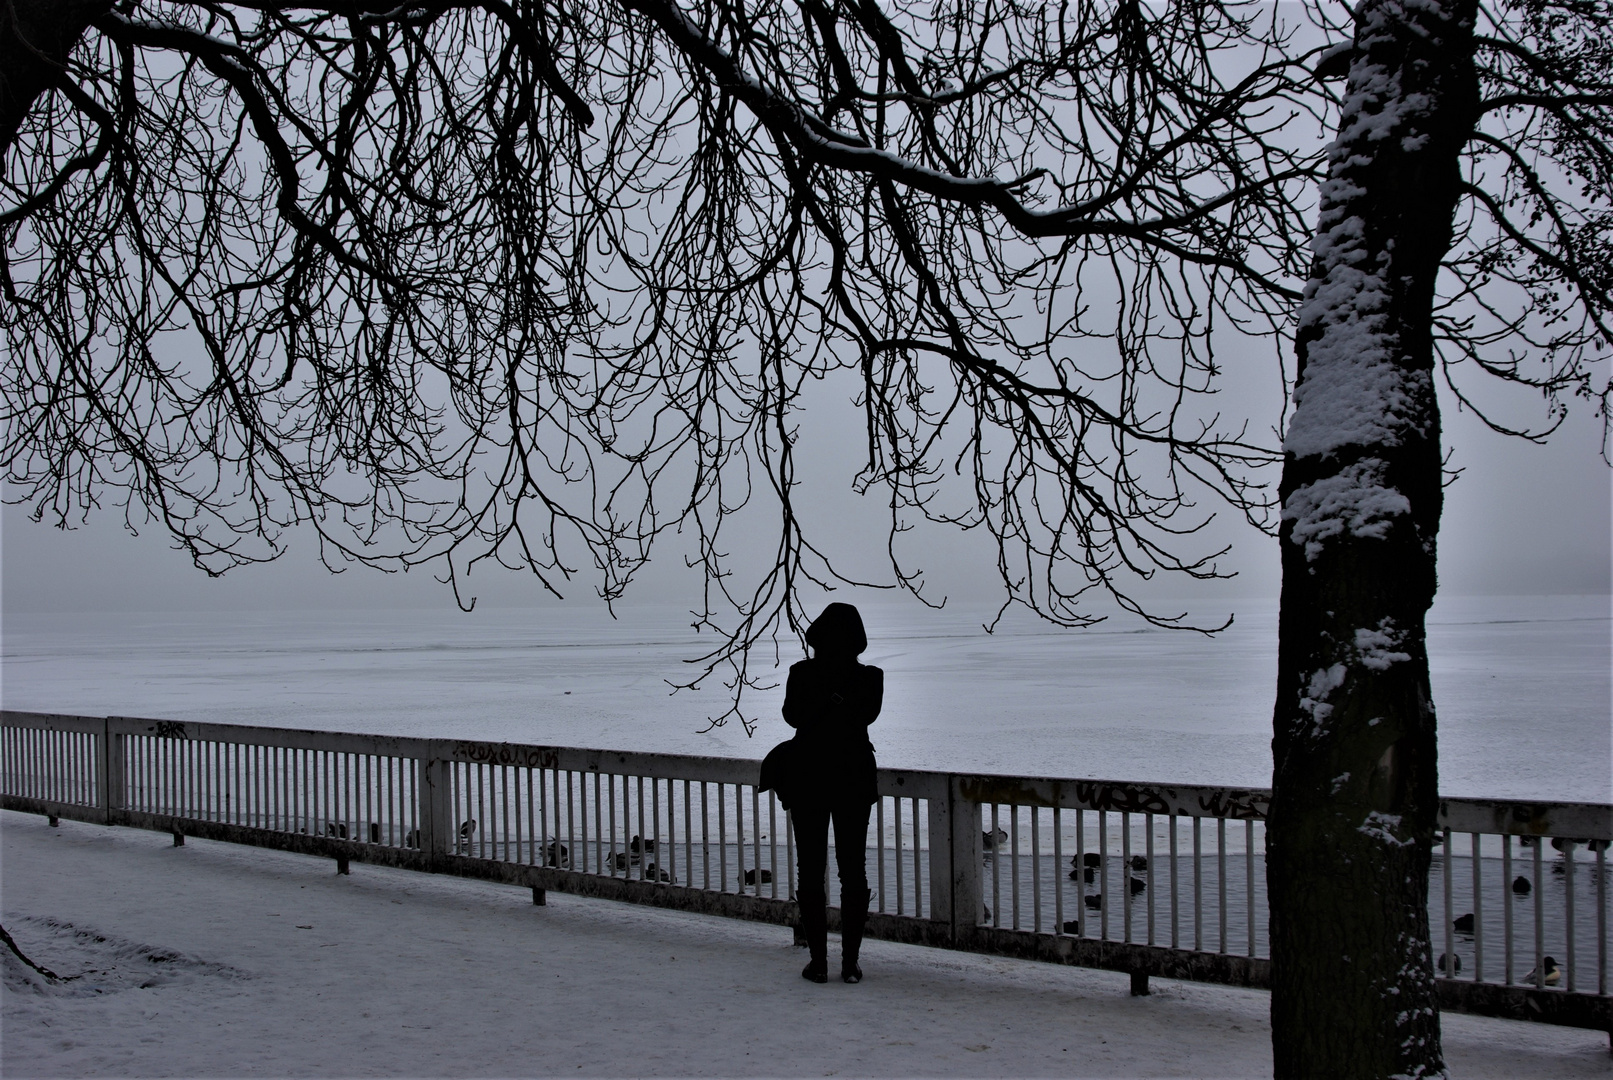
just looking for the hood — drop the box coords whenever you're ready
[804,602,867,656]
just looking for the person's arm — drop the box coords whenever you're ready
[861,665,884,727]
[782,661,811,730]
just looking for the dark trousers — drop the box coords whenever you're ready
[793,800,872,902]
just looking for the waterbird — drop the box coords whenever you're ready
[1548,836,1609,855]
[1524,957,1561,987]
[1129,855,1147,871]
[1453,912,1475,933]
[1084,894,1103,910]
[1511,875,1532,895]
[742,868,773,885]
[1436,952,1462,975]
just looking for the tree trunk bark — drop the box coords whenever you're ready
[1,0,106,156]
[1269,1,1480,1077]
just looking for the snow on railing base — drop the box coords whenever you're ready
[1435,977,1611,1036]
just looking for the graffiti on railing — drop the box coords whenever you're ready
[148,721,188,740]
[453,741,560,769]
[961,776,1274,820]
[1071,781,1270,820]
[1072,781,1173,816]
[1196,789,1270,821]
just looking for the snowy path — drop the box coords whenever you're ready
[3,812,1609,1078]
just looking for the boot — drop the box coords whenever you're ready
[840,886,871,984]
[798,891,828,983]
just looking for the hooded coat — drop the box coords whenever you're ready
[781,603,883,808]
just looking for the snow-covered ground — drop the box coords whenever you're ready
[2,594,1608,799]
[5,811,1611,1078]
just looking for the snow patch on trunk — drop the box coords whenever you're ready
[1299,663,1348,728]
[1360,810,1412,847]
[1355,620,1413,670]
[1283,458,1411,560]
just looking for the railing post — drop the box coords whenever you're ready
[97,719,111,822]
[942,774,983,943]
[928,782,953,930]
[102,719,126,825]
[418,754,452,863]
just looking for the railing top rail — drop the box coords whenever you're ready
[5,710,1607,836]
[451,740,765,786]
[950,770,1611,838]
[0,710,106,735]
[954,772,1272,820]
[1438,796,1612,841]
[104,716,438,759]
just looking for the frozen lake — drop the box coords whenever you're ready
[1,594,1607,802]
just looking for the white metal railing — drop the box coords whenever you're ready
[1432,816,1609,999]
[2,710,1607,1035]
[977,805,1265,954]
[968,785,1609,1022]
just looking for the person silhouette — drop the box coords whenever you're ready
[784,602,883,984]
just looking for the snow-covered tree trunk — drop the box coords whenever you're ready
[1269,1,1479,1076]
